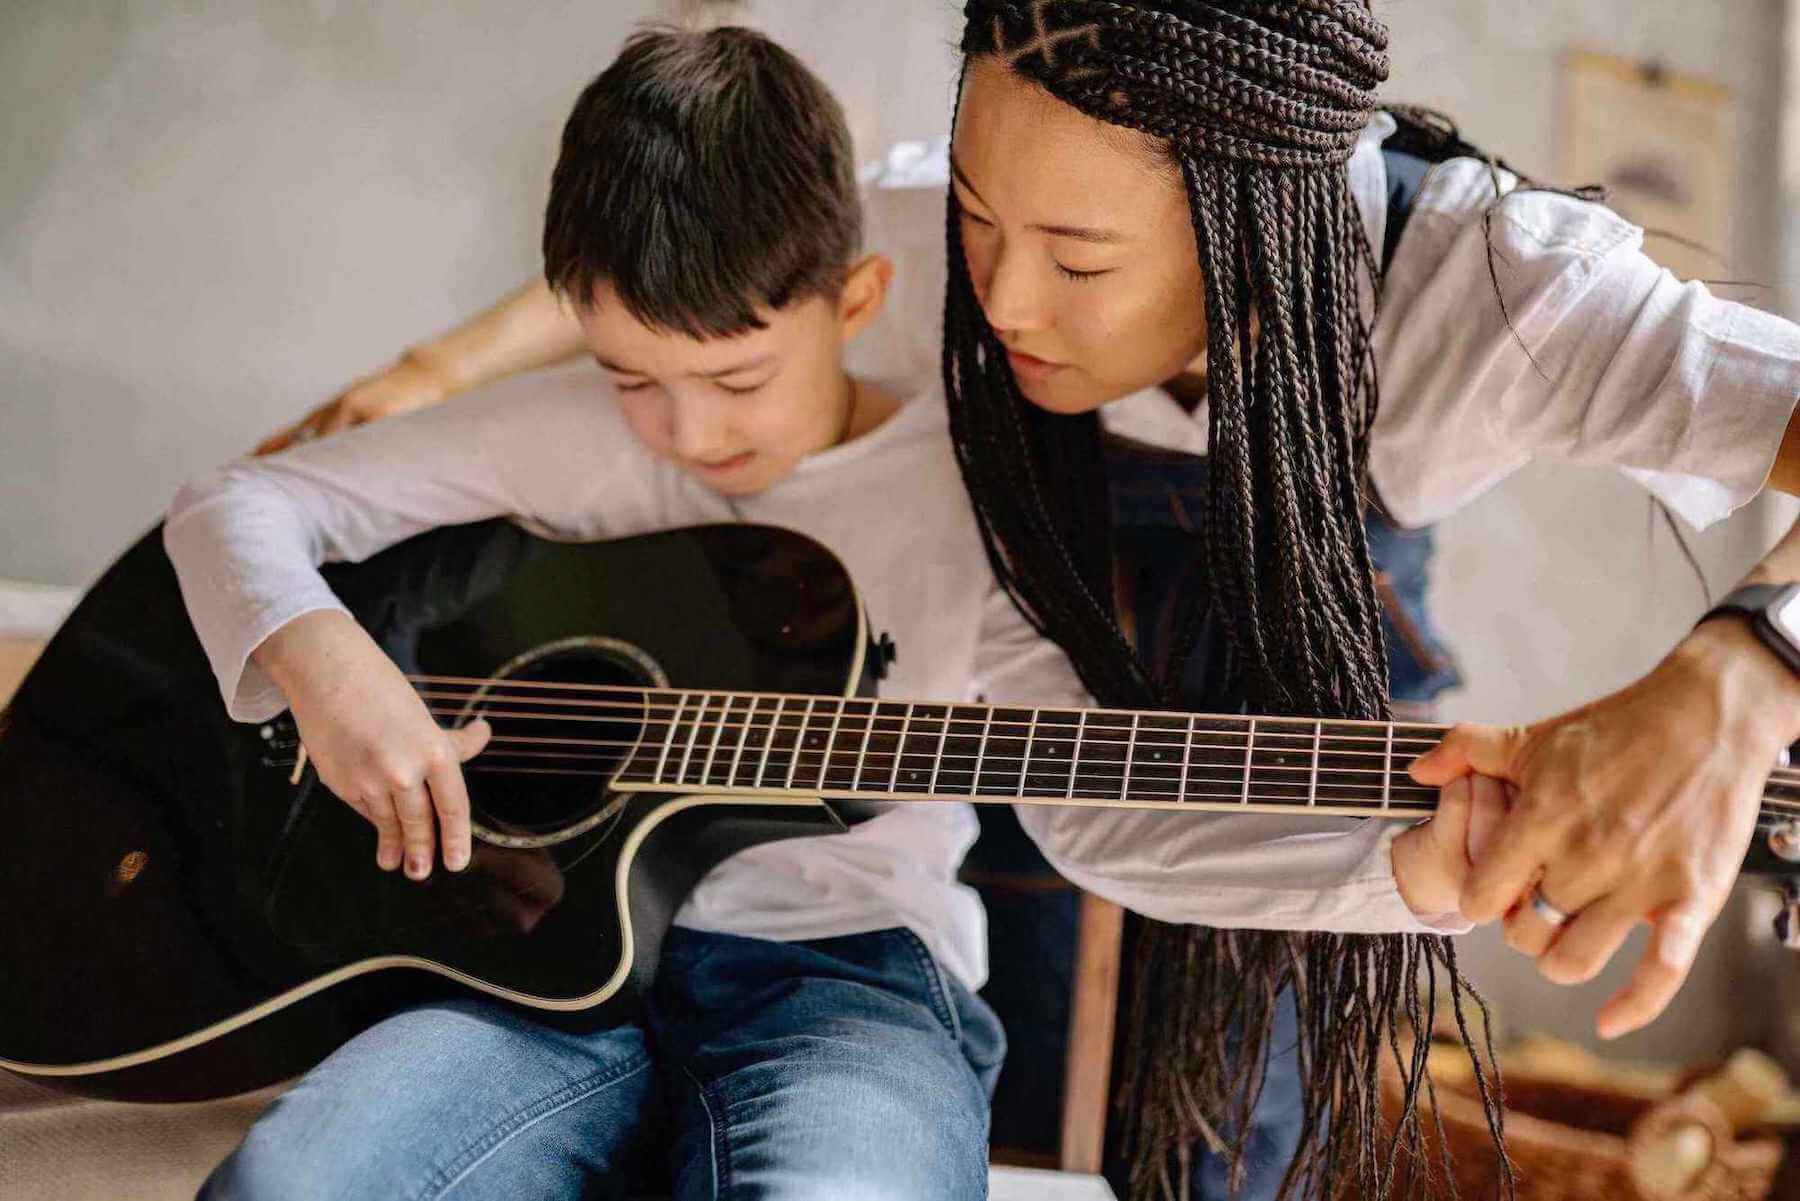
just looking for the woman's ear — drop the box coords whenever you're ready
[837,253,895,344]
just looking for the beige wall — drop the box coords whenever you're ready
[1379,0,1792,1062]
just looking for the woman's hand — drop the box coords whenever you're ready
[1391,774,1509,920]
[1410,616,1800,1039]
[255,351,450,455]
[255,610,491,879]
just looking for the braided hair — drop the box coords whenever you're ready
[943,4,1507,1198]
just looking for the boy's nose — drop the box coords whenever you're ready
[668,396,731,461]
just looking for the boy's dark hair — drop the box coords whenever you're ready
[543,26,862,339]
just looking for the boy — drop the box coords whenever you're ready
[167,26,1480,1200]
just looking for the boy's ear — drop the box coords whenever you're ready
[837,253,894,344]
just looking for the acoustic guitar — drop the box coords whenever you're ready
[4,520,1798,1102]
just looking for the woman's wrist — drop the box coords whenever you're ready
[1676,614,1800,745]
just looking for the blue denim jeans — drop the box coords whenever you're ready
[199,927,1004,1200]
[1184,991,1305,1201]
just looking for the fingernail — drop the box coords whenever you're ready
[447,849,469,872]
[406,855,428,880]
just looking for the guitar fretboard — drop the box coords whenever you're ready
[610,693,1442,816]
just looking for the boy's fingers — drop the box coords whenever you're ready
[427,759,474,873]
[451,718,493,762]
[361,793,405,872]
[392,782,438,881]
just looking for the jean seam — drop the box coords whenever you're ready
[892,929,959,1039]
[684,1065,731,1200]
[417,1050,651,1201]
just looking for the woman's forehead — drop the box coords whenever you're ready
[953,58,1182,231]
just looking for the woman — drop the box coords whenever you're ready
[262,4,1800,1197]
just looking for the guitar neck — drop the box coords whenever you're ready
[609,691,1446,820]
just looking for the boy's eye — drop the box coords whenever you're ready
[958,208,994,229]
[614,378,653,393]
[717,379,768,396]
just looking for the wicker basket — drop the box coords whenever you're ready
[1375,1051,1784,1201]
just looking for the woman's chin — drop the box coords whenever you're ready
[1014,375,1110,415]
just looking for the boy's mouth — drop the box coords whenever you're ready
[693,451,757,475]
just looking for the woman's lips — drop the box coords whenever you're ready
[1005,348,1067,383]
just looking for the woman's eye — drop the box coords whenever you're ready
[614,380,652,393]
[958,208,994,229]
[717,380,768,396]
[1055,263,1112,282]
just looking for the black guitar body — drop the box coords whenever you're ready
[0,521,869,1102]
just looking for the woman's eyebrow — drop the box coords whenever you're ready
[950,156,1129,244]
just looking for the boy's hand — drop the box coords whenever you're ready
[1391,774,1511,920]
[255,352,449,455]
[255,611,490,879]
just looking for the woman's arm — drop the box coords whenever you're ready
[966,585,1496,933]
[257,279,586,453]
[1376,166,1800,1039]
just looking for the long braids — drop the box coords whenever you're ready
[944,3,1508,1199]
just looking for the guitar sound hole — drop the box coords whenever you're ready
[463,638,663,841]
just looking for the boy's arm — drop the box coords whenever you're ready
[168,371,654,879]
[169,371,647,722]
[968,586,1482,934]
[257,280,586,454]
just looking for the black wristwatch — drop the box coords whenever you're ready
[1699,583,1800,676]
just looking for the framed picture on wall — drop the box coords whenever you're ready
[1559,49,1736,283]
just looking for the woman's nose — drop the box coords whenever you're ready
[976,243,1048,335]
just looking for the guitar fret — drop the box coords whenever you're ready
[754,697,781,789]
[1241,718,1256,807]
[655,692,686,785]
[815,700,846,792]
[1177,714,1195,805]
[1121,711,1140,801]
[1067,711,1086,800]
[970,707,994,797]
[1381,723,1394,811]
[851,703,877,791]
[727,696,753,787]
[928,704,951,794]
[785,698,814,790]
[701,695,732,786]
[888,703,915,792]
[1018,710,1039,794]
[676,693,706,784]
[1309,720,1321,808]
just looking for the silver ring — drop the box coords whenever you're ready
[1530,886,1572,927]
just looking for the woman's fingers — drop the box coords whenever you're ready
[1409,722,1527,786]
[1595,899,1712,1040]
[1460,805,1563,923]
[1537,889,1644,987]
